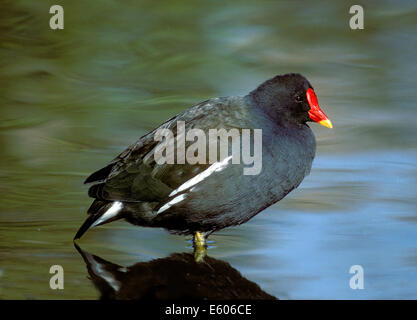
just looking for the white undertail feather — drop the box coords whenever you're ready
[91,201,123,228]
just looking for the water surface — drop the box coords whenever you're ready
[0,0,416,299]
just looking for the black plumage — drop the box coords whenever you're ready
[75,73,331,240]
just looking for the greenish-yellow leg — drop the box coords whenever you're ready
[193,231,207,262]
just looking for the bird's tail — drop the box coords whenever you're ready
[74,200,124,240]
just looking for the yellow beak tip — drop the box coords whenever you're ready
[318,119,333,129]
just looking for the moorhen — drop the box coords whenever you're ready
[74,73,332,257]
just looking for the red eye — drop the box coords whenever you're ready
[295,95,303,103]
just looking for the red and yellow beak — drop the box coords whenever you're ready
[306,88,333,129]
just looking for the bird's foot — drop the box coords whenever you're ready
[193,231,207,263]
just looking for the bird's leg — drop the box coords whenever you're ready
[193,231,207,263]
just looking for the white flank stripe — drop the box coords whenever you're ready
[169,155,233,197]
[91,201,123,228]
[157,193,187,214]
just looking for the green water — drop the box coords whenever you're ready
[0,0,416,299]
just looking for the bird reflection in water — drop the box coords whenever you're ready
[74,243,277,300]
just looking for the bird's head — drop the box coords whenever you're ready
[249,73,332,129]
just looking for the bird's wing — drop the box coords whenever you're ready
[85,97,248,203]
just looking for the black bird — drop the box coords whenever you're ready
[75,73,332,251]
